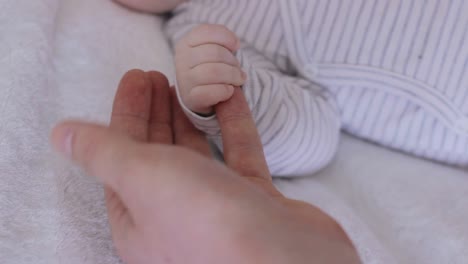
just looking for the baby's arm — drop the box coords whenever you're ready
[114,0,184,13]
[235,48,341,176]
[175,25,341,177]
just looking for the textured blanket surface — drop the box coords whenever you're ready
[1,0,173,263]
[1,0,467,263]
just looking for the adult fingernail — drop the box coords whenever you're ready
[62,130,74,158]
[52,126,74,158]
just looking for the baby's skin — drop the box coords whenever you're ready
[174,24,245,114]
[116,0,242,115]
[117,0,468,170]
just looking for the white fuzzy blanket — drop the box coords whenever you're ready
[1,0,467,263]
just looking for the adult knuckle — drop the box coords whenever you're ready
[235,162,264,178]
[218,109,251,123]
[232,141,259,154]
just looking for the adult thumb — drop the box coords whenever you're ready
[50,121,139,197]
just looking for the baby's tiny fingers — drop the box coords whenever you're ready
[187,44,240,69]
[186,24,239,52]
[189,63,246,87]
[189,84,235,112]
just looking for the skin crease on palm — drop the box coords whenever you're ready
[50,70,360,263]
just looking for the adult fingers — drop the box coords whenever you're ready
[215,88,271,182]
[147,71,173,144]
[110,69,152,142]
[109,70,172,241]
[171,89,212,157]
[109,69,155,235]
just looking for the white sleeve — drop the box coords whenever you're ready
[177,43,341,177]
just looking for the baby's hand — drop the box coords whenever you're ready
[175,24,246,115]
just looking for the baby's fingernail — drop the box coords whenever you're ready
[241,71,247,80]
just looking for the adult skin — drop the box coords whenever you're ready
[50,70,360,264]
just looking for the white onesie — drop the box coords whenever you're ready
[166,0,468,176]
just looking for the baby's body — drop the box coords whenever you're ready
[119,0,468,176]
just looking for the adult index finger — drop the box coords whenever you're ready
[215,88,273,183]
[147,71,173,144]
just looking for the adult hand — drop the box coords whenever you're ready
[50,70,360,264]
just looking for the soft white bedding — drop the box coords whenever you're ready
[1,0,467,263]
[277,134,468,263]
